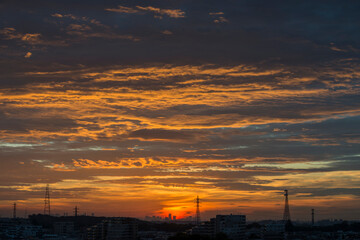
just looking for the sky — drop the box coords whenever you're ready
[0,0,360,221]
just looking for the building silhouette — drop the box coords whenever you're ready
[192,214,246,240]
[85,217,137,240]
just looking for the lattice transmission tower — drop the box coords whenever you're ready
[283,189,291,222]
[44,184,51,215]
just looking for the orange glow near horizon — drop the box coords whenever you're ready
[0,63,359,220]
[1,168,359,220]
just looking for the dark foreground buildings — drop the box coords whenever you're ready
[192,214,246,240]
[1,214,360,239]
[85,217,137,240]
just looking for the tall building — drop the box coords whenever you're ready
[0,219,42,239]
[263,222,285,240]
[191,218,215,237]
[215,215,246,240]
[192,214,246,240]
[53,222,75,236]
[85,218,137,240]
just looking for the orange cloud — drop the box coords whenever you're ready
[24,52,32,58]
[106,5,185,18]
[0,27,66,46]
[0,64,359,143]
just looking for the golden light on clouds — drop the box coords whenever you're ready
[1,2,360,220]
[24,51,32,58]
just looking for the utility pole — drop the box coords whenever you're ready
[44,184,51,215]
[13,203,16,219]
[311,209,314,225]
[195,195,201,225]
[74,206,78,217]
